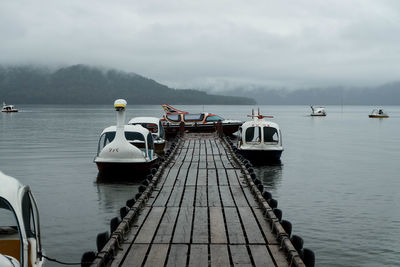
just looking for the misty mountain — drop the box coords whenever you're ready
[208,83,400,105]
[0,65,255,105]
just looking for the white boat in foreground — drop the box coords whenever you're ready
[128,117,166,153]
[0,171,44,267]
[2,103,18,113]
[369,108,389,118]
[94,99,158,181]
[236,109,283,164]
[310,105,326,116]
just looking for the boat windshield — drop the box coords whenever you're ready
[97,131,146,154]
[166,114,181,122]
[184,114,204,122]
[206,115,224,122]
[0,197,22,264]
[263,127,279,143]
[245,127,262,142]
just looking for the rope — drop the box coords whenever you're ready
[41,254,94,265]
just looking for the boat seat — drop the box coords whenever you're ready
[0,239,21,264]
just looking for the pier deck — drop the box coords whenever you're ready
[94,133,304,267]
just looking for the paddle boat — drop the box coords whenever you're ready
[2,103,18,113]
[95,99,158,180]
[128,117,166,153]
[160,104,242,137]
[236,109,283,164]
[369,108,389,118]
[310,105,326,116]
[0,171,44,267]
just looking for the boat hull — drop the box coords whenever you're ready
[164,122,241,137]
[96,160,158,182]
[2,110,18,113]
[310,114,326,117]
[238,149,282,165]
[369,115,389,118]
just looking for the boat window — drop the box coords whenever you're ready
[147,133,154,160]
[0,197,22,264]
[263,127,279,142]
[184,114,205,122]
[125,132,145,142]
[245,127,262,142]
[166,114,181,122]
[206,115,224,122]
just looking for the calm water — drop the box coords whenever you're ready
[1,105,399,266]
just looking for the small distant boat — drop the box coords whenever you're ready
[369,108,389,118]
[94,99,158,180]
[310,105,326,116]
[0,171,44,267]
[2,103,18,113]
[236,109,283,164]
[161,104,242,136]
[128,117,166,153]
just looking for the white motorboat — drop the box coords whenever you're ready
[0,171,44,267]
[310,105,326,116]
[128,117,166,153]
[2,103,18,113]
[237,109,283,164]
[94,99,158,180]
[369,108,389,118]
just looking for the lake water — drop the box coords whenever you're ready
[1,105,399,266]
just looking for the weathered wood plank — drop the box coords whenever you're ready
[269,245,290,267]
[180,186,195,207]
[208,185,221,207]
[143,244,169,267]
[226,169,239,185]
[153,207,179,243]
[224,207,246,244]
[152,186,173,207]
[134,207,165,243]
[172,207,194,244]
[116,244,149,267]
[219,186,235,207]
[210,244,230,267]
[230,245,252,267]
[217,169,229,186]
[230,186,249,207]
[237,207,265,244]
[167,186,184,207]
[192,207,209,243]
[252,207,279,245]
[185,167,198,186]
[195,186,207,207]
[188,244,208,267]
[210,207,227,244]
[249,245,275,267]
[197,169,207,186]
[207,169,218,185]
[166,244,189,267]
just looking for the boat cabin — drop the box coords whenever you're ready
[369,108,389,118]
[310,106,326,116]
[2,103,18,113]
[238,121,282,147]
[0,172,43,267]
[163,113,225,125]
[128,117,165,140]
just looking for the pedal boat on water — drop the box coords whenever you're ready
[128,117,166,154]
[369,108,389,118]
[94,99,158,180]
[310,105,326,116]
[0,171,44,267]
[160,104,242,137]
[236,109,283,164]
[2,103,18,113]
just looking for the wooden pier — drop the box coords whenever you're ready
[90,133,306,267]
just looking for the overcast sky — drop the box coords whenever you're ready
[1,0,400,90]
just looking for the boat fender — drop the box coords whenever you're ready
[290,235,304,252]
[153,163,160,169]
[142,179,150,186]
[245,163,252,169]
[151,168,157,175]
[81,251,96,267]
[253,178,261,185]
[110,217,121,233]
[126,198,136,208]
[135,193,142,200]
[250,173,256,180]
[262,191,272,201]
[257,184,264,192]
[273,208,282,221]
[120,206,128,219]
[96,231,110,252]
[281,220,292,237]
[248,168,254,174]
[233,147,238,152]
[301,248,315,267]
[268,198,278,209]
[138,185,147,193]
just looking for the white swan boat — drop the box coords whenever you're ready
[0,171,44,267]
[95,99,158,180]
[128,117,166,153]
[2,103,18,113]
[237,109,283,164]
[369,108,389,118]
[310,105,326,116]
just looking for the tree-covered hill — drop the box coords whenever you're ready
[0,65,255,105]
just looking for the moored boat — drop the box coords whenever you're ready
[94,99,158,181]
[369,108,389,118]
[128,117,166,153]
[160,104,242,137]
[236,109,283,164]
[0,171,44,267]
[310,105,326,116]
[2,103,18,113]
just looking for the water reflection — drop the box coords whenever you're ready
[255,164,283,190]
[96,183,140,212]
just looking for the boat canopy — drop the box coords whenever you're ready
[240,121,281,145]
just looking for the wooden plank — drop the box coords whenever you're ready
[195,186,207,207]
[197,169,207,185]
[163,168,180,186]
[167,186,184,207]
[185,167,198,186]
[152,186,173,207]
[269,245,290,267]
[237,207,265,244]
[115,244,149,267]
[153,207,180,243]
[143,244,169,267]
[210,207,227,244]
[214,160,224,169]
[134,207,165,243]
[224,207,246,244]
[249,245,275,267]
[207,169,218,185]
[180,186,195,207]
[219,186,235,207]
[188,244,208,267]
[208,185,221,207]
[241,184,258,207]
[217,169,229,186]
[192,207,209,243]
[226,169,239,185]
[172,207,194,244]
[210,244,230,267]
[230,245,252,267]
[230,186,249,207]
[166,244,189,267]
[251,207,278,245]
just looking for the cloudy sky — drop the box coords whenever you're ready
[1,0,400,90]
